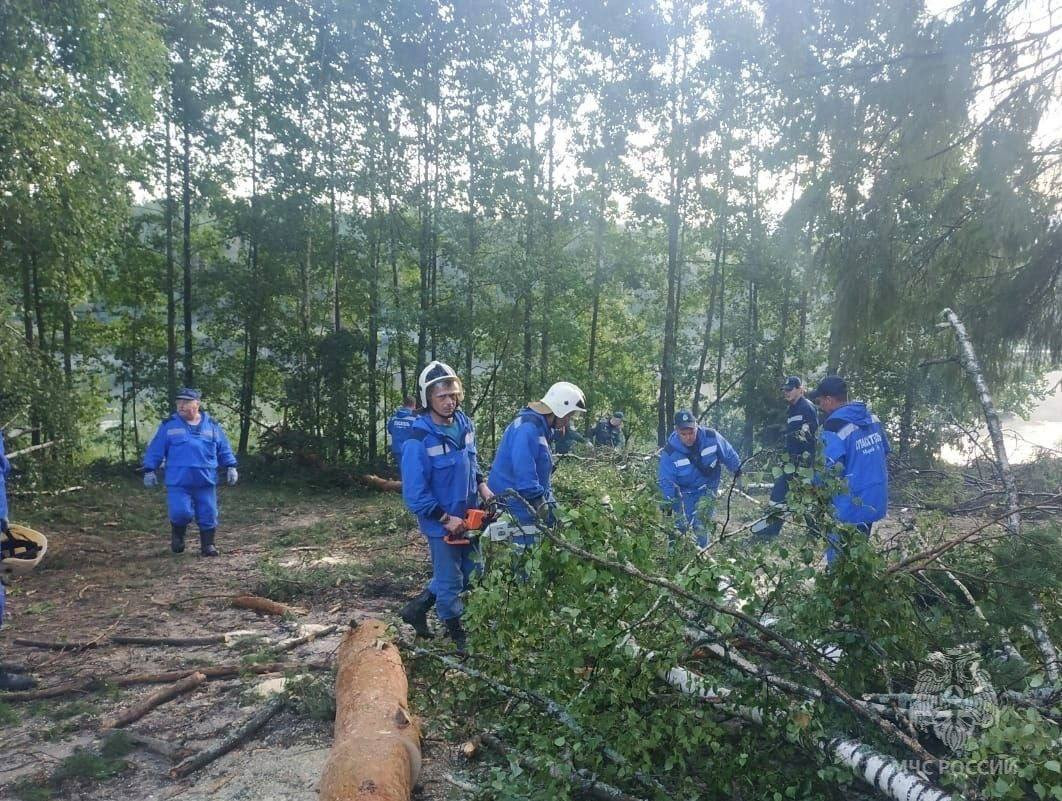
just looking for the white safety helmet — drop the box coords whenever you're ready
[418,360,463,408]
[0,524,48,578]
[540,381,587,419]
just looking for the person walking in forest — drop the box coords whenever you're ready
[488,382,587,546]
[386,396,417,475]
[0,428,38,691]
[590,411,626,449]
[142,388,238,557]
[809,376,890,564]
[752,376,819,540]
[658,410,742,548]
[398,361,492,655]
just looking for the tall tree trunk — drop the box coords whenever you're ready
[165,105,177,408]
[692,202,726,416]
[539,3,557,384]
[367,123,381,460]
[743,280,758,455]
[238,98,260,457]
[20,251,34,348]
[62,303,73,387]
[416,115,429,370]
[328,96,340,333]
[464,100,478,402]
[713,260,726,428]
[523,5,539,398]
[182,118,193,386]
[586,186,606,428]
[31,252,46,355]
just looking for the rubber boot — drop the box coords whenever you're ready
[170,523,187,554]
[443,617,467,657]
[199,528,219,557]
[399,590,435,638]
[0,668,37,692]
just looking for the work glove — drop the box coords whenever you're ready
[143,471,158,488]
[226,467,239,486]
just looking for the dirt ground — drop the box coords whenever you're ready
[0,469,460,801]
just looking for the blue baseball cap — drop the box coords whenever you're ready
[176,387,202,401]
[808,376,847,401]
[673,409,697,429]
[781,376,802,391]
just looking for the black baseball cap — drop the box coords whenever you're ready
[808,376,847,400]
[673,409,697,429]
[611,411,625,421]
[781,376,802,391]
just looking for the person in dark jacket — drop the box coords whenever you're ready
[753,376,819,540]
[809,376,890,564]
[386,396,417,474]
[398,361,492,653]
[142,388,238,557]
[590,412,625,449]
[658,410,741,548]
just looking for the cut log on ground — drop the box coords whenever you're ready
[112,634,229,647]
[319,620,421,801]
[358,473,402,492]
[170,696,287,779]
[231,594,299,616]
[102,671,206,729]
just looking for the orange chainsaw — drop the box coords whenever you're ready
[442,503,499,545]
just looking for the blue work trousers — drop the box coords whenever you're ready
[427,537,482,621]
[825,523,873,565]
[167,485,218,530]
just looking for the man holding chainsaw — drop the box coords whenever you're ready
[142,388,238,557]
[658,409,742,548]
[487,381,587,546]
[399,361,493,654]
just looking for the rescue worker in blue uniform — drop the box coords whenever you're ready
[398,362,493,654]
[809,376,890,564]
[658,410,742,548]
[143,388,238,557]
[0,427,38,691]
[753,376,819,540]
[553,423,586,455]
[487,381,587,548]
[386,396,417,474]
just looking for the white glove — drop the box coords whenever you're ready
[226,467,239,486]
[143,471,158,488]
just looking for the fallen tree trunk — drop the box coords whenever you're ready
[939,308,1060,682]
[13,637,99,651]
[102,671,206,729]
[626,637,956,801]
[319,620,421,801]
[171,696,287,779]
[112,634,229,647]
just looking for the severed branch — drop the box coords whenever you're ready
[102,671,206,729]
[537,527,935,761]
[123,731,195,762]
[170,696,286,779]
[1,660,330,702]
[273,624,339,655]
[232,594,302,616]
[6,440,61,460]
[476,732,647,801]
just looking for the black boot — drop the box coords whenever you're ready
[170,524,187,554]
[399,590,436,638]
[199,528,219,557]
[443,617,467,657]
[0,668,37,692]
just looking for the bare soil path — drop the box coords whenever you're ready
[0,469,457,801]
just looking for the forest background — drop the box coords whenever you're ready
[1,0,1060,476]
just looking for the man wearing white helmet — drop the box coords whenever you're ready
[487,381,586,545]
[399,361,492,654]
